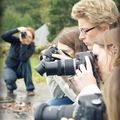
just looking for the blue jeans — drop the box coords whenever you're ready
[3,62,35,91]
[47,97,74,105]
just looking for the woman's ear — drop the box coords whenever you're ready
[101,25,109,31]
[109,45,118,56]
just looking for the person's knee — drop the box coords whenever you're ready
[4,68,17,83]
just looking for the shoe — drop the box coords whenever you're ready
[7,89,13,95]
[27,91,35,96]
[7,90,15,99]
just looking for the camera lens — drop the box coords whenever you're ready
[21,32,27,38]
[45,59,76,76]
[35,103,74,120]
[35,94,105,120]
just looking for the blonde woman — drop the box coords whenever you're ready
[71,0,120,50]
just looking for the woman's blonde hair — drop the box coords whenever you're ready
[71,0,120,28]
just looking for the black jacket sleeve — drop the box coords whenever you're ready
[1,28,20,44]
[19,42,35,62]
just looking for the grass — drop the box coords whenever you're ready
[0,55,5,74]
[30,54,46,83]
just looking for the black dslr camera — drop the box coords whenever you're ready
[36,46,100,86]
[21,32,27,38]
[35,94,105,120]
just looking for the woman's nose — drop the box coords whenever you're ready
[79,32,86,41]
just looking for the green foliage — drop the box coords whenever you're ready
[40,0,50,24]
[30,9,42,28]
[35,44,50,54]
[21,14,35,27]
[47,0,79,42]
[1,0,80,42]
[0,43,10,56]
[0,57,4,74]
[114,0,120,12]
[1,8,21,31]
[1,7,35,31]
[1,0,120,43]
[1,0,43,32]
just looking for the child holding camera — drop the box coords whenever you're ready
[1,26,35,96]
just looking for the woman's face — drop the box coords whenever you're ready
[57,42,75,58]
[78,18,108,50]
[21,30,33,45]
[92,44,112,81]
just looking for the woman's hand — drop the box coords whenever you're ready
[17,27,27,32]
[18,27,33,45]
[52,49,71,60]
[74,56,97,91]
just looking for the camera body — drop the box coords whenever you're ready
[21,32,27,39]
[43,51,96,75]
[36,46,96,76]
[35,94,105,120]
[36,46,100,85]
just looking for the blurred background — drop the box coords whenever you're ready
[0,0,120,83]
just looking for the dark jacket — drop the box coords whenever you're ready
[1,28,35,68]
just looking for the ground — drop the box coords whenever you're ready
[0,79,52,120]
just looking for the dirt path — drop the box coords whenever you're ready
[0,79,52,120]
